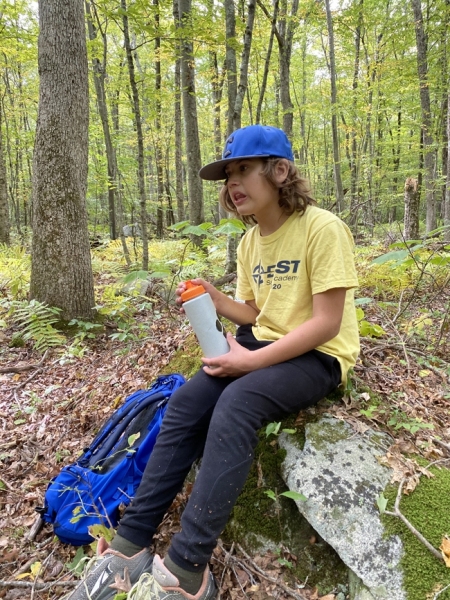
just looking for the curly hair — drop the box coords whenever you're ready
[218,158,316,225]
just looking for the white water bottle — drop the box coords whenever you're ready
[181,281,230,358]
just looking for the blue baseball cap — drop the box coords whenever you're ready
[199,125,294,181]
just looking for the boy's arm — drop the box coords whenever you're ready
[202,287,346,377]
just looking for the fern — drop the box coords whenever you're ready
[9,299,65,352]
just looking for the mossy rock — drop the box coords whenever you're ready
[222,422,348,594]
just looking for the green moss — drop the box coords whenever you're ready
[382,465,450,600]
[165,334,203,378]
[223,424,348,594]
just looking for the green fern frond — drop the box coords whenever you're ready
[9,299,65,352]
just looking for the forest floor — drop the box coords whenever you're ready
[0,267,449,600]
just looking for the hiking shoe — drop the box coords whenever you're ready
[128,554,217,600]
[65,537,153,600]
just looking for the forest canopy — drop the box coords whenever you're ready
[0,0,449,244]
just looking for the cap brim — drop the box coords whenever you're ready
[199,154,271,181]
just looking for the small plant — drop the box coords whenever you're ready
[355,299,385,338]
[387,409,434,435]
[8,299,65,352]
[265,421,296,437]
[68,318,103,342]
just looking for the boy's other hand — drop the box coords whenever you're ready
[202,333,256,378]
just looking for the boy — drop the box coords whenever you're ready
[67,125,359,600]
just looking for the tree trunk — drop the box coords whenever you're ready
[255,0,278,125]
[403,177,420,240]
[173,1,185,223]
[0,106,10,245]
[85,1,117,240]
[178,0,204,243]
[324,0,344,212]
[445,93,450,242]
[30,0,94,320]
[349,0,363,227]
[121,0,149,268]
[411,0,436,233]
[154,0,165,239]
[277,0,299,139]
[232,0,256,130]
[225,0,237,135]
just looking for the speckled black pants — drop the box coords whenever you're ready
[117,324,341,572]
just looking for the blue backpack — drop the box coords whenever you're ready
[38,373,185,545]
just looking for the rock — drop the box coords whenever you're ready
[123,223,142,237]
[279,415,406,600]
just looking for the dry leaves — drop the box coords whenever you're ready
[440,537,450,568]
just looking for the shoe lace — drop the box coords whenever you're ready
[128,572,166,600]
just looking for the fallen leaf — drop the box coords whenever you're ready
[440,537,450,567]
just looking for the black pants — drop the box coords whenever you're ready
[117,325,341,571]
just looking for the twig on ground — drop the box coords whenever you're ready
[384,479,443,562]
[236,543,309,600]
[433,582,450,599]
[0,579,77,590]
[26,515,44,542]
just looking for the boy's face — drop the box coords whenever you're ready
[224,159,282,219]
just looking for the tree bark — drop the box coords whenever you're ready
[403,177,420,240]
[255,0,278,125]
[30,0,95,320]
[445,93,450,242]
[411,0,436,233]
[178,0,204,243]
[85,1,117,240]
[173,0,185,223]
[277,0,299,139]
[121,0,149,268]
[348,0,363,227]
[0,106,10,245]
[232,0,256,130]
[225,0,237,134]
[154,0,165,239]
[324,0,345,212]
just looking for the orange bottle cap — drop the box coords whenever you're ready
[180,280,206,302]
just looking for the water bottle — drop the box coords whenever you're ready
[180,281,230,358]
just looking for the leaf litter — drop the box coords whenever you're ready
[0,286,449,600]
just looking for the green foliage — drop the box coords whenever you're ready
[382,467,450,600]
[7,299,65,352]
[265,421,297,437]
[356,306,386,338]
[0,243,31,299]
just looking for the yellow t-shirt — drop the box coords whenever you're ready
[236,205,360,384]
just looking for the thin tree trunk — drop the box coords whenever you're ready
[85,1,117,240]
[277,0,299,139]
[178,0,204,244]
[154,0,164,239]
[403,177,420,240]
[232,0,256,130]
[173,1,185,223]
[0,105,10,245]
[255,0,278,125]
[30,0,94,320]
[121,0,149,268]
[225,0,237,135]
[445,93,450,242]
[324,0,344,211]
[349,0,363,227]
[411,0,436,233]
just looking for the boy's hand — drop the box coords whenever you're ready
[202,333,257,378]
[175,278,219,313]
